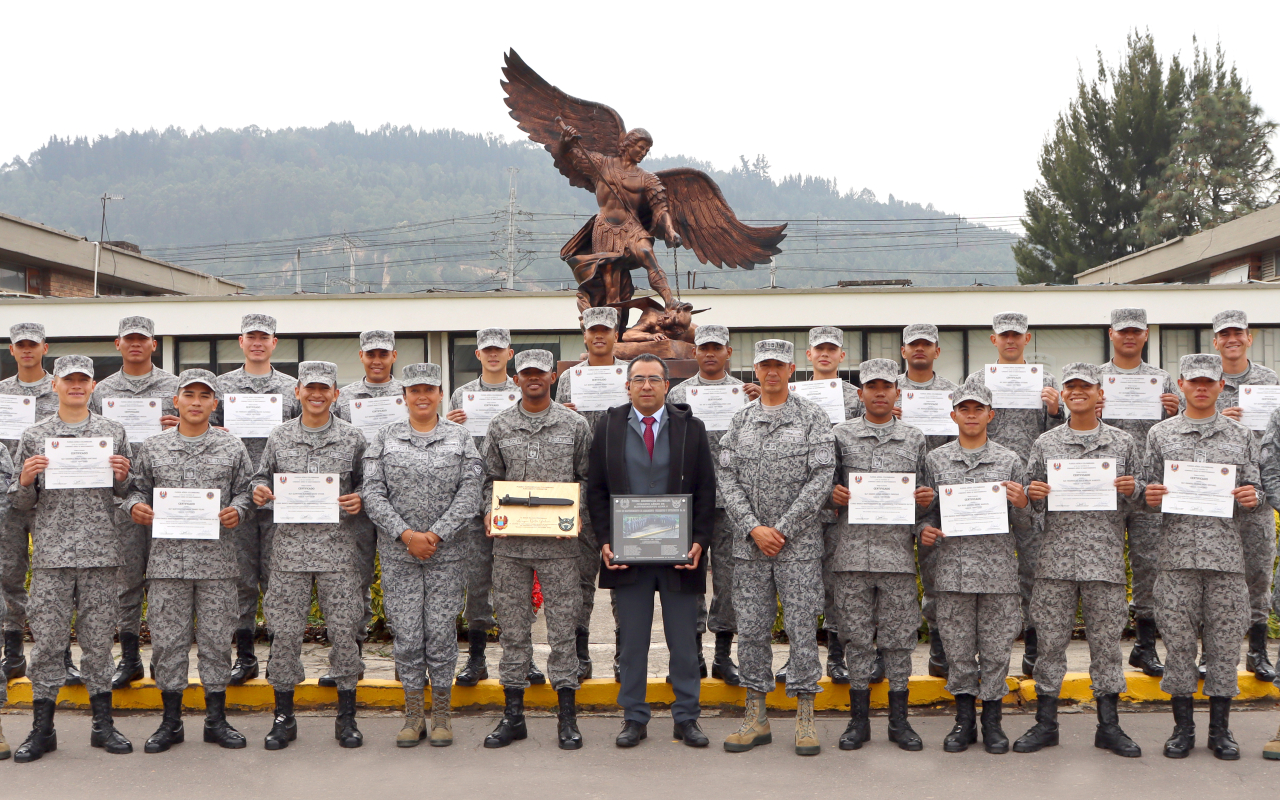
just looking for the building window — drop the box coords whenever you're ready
[1160,328,1212,376]
[449,333,575,389]
[0,262,27,295]
[965,328,1105,377]
[215,338,299,378]
[934,330,966,385]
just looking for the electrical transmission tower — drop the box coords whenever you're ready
[503,167,519,289]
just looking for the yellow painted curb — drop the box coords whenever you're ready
[1017,672,1280,703]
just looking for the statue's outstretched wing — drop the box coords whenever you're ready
[655,169,787,270]
[501,49,625,191]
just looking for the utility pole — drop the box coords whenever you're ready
[295,248,302,293]
[96,193,123,297]
[769,258,777,289]
[504,168,519,289]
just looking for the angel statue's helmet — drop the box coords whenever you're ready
[619,128,653,154]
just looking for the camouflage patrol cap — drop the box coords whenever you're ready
[858,358,899,384]
[902,323,939,344]
[808,326,844,348]
[401,362,442,387]
[1061,362,1101,385]
[53,354,94,379]
[241,314,277,336]
[1179,353,1223,381]
[582,307,618,330]
[9,322,45,344]
[1212,309,1248,333]
[951,380,993,407]
[992,312,1029,335]
[176,368,219,393]
[1109,308,1147,331]
[514,349,555,374]
[118,316,155,339]
[359,330,395,352]
[753,339,794,365]
[694,324,730,346]
[298,361,338,388]
[476,328,511,350]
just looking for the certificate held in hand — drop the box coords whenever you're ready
[985,364,1043,410]
[939,481,1009,536]
[1238,385,1280,432]
[1100,375,1163,421]
[349,396,408,437]
[461,390,520,438]
[568,365,628,412]
[44,437,113,489]
[847,473,916,525]
[900,390,958,436]
[273,473,340,524]
[788,379,844,424]
[224,394,284,438]
[1161,460,1236,519]
[102,397,164,441]
[0,395,36,440]
[152,488,222,540]
[1046,459,1116,511]
[684,384,747,431]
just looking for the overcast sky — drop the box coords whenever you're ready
[7,1,1277,224]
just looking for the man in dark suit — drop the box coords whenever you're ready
[587,353,716,749]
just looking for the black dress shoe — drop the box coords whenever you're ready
[615,720,647,748]
[674,719,709,747]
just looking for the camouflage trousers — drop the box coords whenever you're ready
[381,556,464,692]
[264,570,364,692]
[1156,568,1248,698]
[147,577,237,694]
[233,507,274,632]
[1030,579,1127,697]
[735,557,823,697]
[0,508,33,632]
[695,509,737,634]
[29,567,118,701]
[936,591,1021,702]
[463,516,495,630]
[577,523,600,632]
[833,571,920,691]
[1124,509,1162,621]
[354,522,377,641]
[1016,511,1043,630]
[821,521,839,634]
[114,508,151,636]
[918,542,940,627]
[492,554,581,692]
[1239,504,1277,626]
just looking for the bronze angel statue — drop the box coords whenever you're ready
[501,50,786,331]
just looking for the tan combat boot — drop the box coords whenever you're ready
[1264,723,1280,760]
[396,689,426,748]
[795,692,820,756]
[0,713,9,760]
[724,690,772,752]
[429,687,453,747]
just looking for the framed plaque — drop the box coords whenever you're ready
[610,494,693,565]
[489,480,580,536]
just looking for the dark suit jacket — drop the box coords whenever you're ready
[587,402,716,593]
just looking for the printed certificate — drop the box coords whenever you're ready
[272,473,340,524]
[461,390,520,438]
[900,390,958,436]
[44,437,113,489]
[1046,458,1116,511]
[568,365,628,412]
[788,379,845,424]
[939,481,1009,536]
[1100,374,1164,421]
[684,384,747,431]
[985,364,1044,410]
[348,395,408,436]
[152,488,221,540]
[1162,460,1236,519]
[847,472,916,525]
[1238,385,1280,432]
[224,394,284,438]
[0,395,37,440]
[102,397,164,441]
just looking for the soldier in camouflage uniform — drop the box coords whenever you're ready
[894,323,959,678]
[1097,308,1180,679]
[0,410,14,758]
[365,362,483,748]
[252,361,367,751]
[1146,353,1260,761]
[1013,362,1144,758]
[827,358,931,752]
[919,381,1031,754]
[482,349,592,751]
[719,339,835,757]
[667,324,759,686]
[0,323,62,685]
[964,311,1063,676]
[556,306,627,681]
[444,328,535,686]
[124,369,254,752]
[86,316,181,689]
[1261,402,1280,760]
[10,355,133,762]
[214,313,301,684]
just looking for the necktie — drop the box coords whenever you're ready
[642,416,656,459]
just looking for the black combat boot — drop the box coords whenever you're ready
[943,694,977,752]
[454,628,489,686]
[1207,696,1240,760]
[1245,622,1276,683]
[263,690,297,751]
[13,698,57,763]
[527,661,547,685]
[484,687,527,748]
[1128,617,1165,677]
[1197,652,1207,680]
[144,690,185,753]
[1,629,26,680]
[826,633,850,684]
[1094,693,1140,757]
[1163,695,1195,758]
[1020,628,1037,677]
[64,647,83,686]
[334,689,363,748]
[575,626,593,681]
[111,631,145,690]
[869,649,885,684]
[774,658,788,684]
[1013,693,1059,753]
[886,689,922,751]
[839,688,871,750]
[711,631,740,686]
[228,629,259,685]
[667,633,708,684]
[88,692,133,754]
[927,625,949,678]
[319,640,364,688]
[556,687,583,750]
[202,691,246,749]
[981,700,1009,754]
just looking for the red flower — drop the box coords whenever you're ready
[531,571,544,613]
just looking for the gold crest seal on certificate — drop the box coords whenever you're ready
[490,481,581,536]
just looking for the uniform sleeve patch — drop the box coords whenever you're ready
[719,450,732,468]
[814,445,834,465]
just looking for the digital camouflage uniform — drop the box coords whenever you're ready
[124,425,254,694]
[10,411,130,701]
[252,412,368,692]
[1026,417,1145,698]
[920,438,1031,701]
[1259,404,1280,616]
[481,395,592,692]
[828,414,928,691]
[718,390,835,697]
[1146,410,1259,698]
[363,418,483,691]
